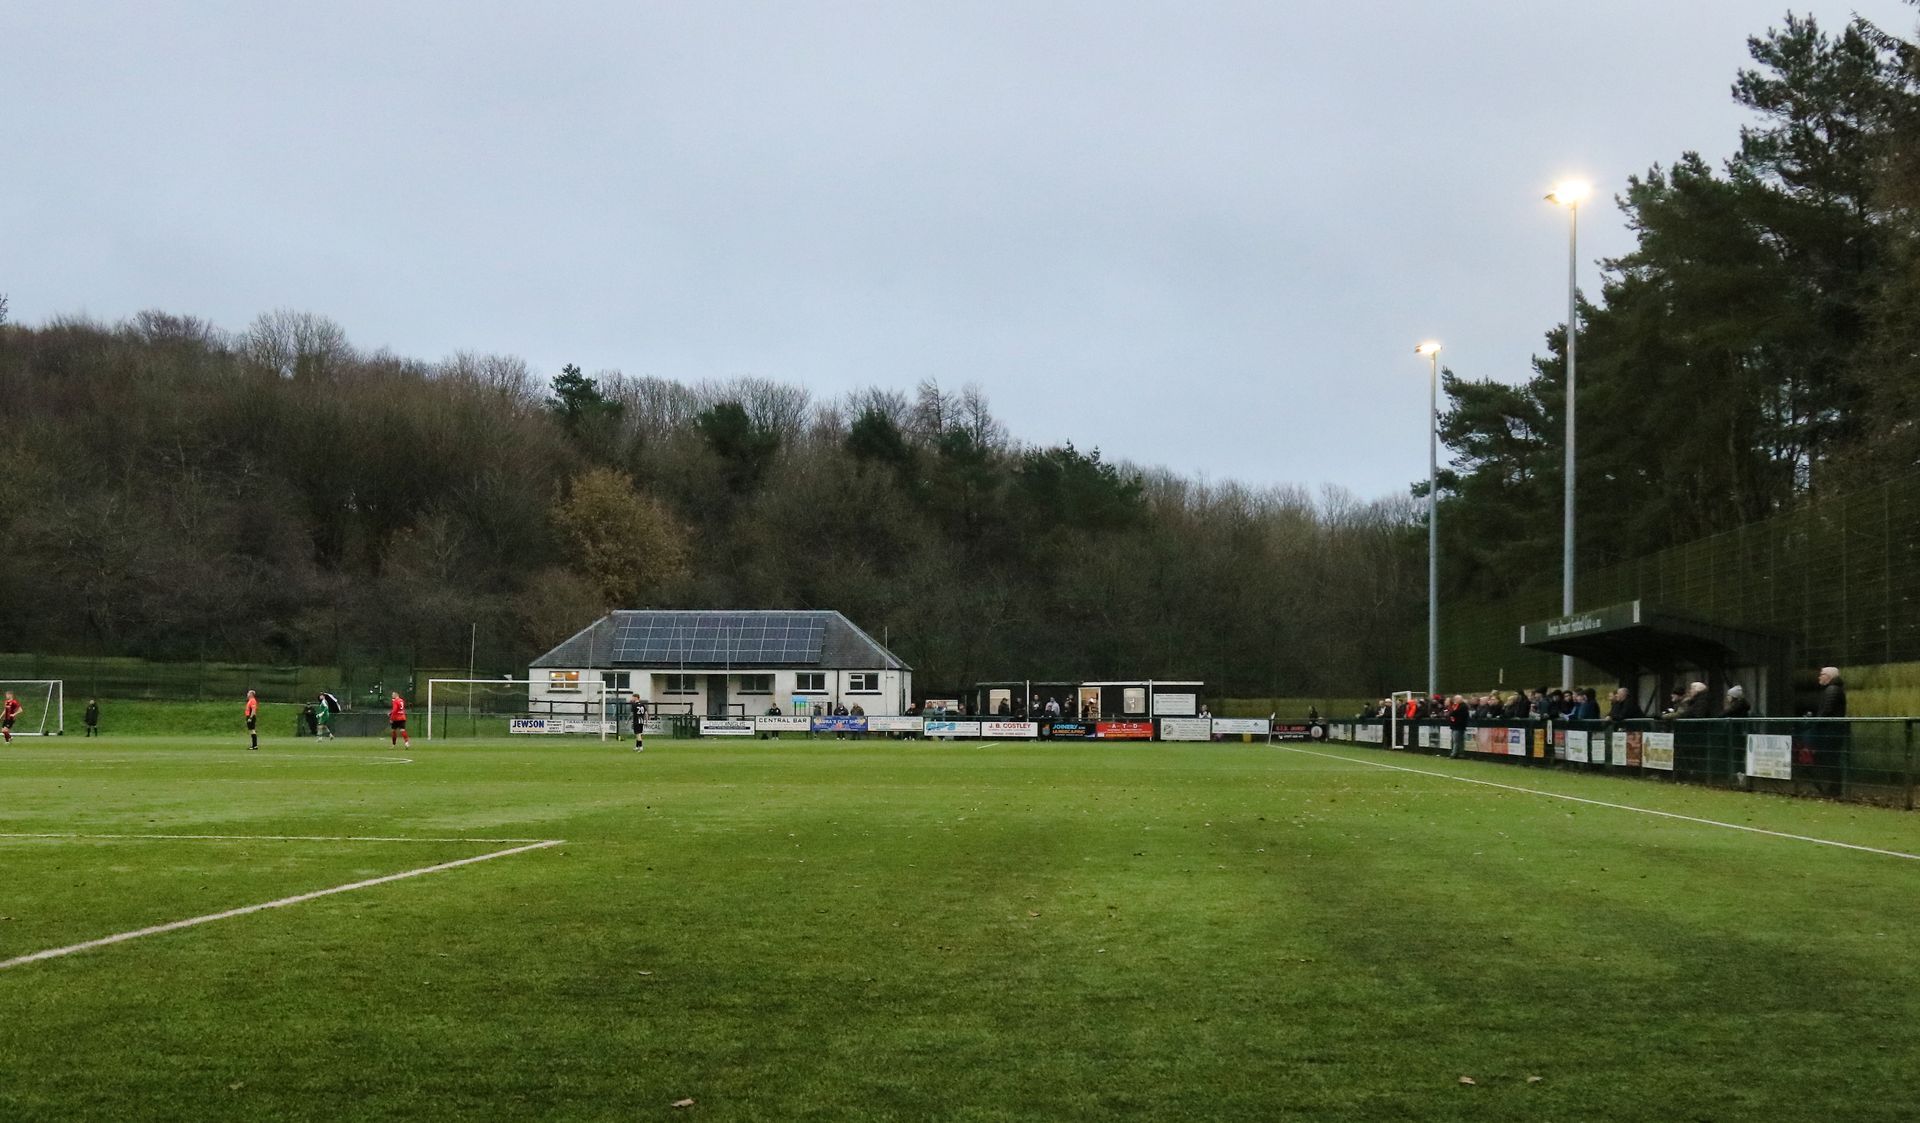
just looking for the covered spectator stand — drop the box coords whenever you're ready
[1519,600,1793,716]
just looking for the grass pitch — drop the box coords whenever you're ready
[2,736,1918,1121]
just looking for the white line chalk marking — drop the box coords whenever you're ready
[1282,744,1920,863]
[0,755,414,765]
[0,839,562,971]
[0,832,550,844]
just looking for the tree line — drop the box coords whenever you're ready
[1436,9,1920,597]
[9,9,1898,698]
[0,308,1423,696]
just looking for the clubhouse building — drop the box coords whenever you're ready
[528,609,913,718]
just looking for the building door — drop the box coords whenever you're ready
[707,674,730,718]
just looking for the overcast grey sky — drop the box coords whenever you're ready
[6,1,1914,499]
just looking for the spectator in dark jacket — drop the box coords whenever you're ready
[1446,695,1469,758]
[1816,667,1847,717]
[1675,681,1711,719]
[1574,690,1601,720]
[1606,687,1643,723]
[1809,667,1849,794]
[1722,685,1751,718]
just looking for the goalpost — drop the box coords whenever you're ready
[1,680,64,736]
[425,678,609,742]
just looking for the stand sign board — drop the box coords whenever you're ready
[700,718,755,737]
[1155,693,1198,716]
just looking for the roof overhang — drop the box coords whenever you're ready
[1519,600,1790,679]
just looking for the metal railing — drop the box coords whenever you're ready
[1326,717,1918,808]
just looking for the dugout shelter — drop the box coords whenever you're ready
[968,679,1204,720]
[530,609,913,720]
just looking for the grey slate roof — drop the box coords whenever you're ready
[530,610,910,671]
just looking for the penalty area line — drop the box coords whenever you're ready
[0,839,563,972]
[1280,744,1920,864]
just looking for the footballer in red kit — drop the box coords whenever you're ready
[389,692,411,746]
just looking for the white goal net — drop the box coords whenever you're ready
[0,680,64,736]
[425,678,609,741]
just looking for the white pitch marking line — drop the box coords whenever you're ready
[0,755,415,765]
[0,832,553,844]
[0,839,563,972]
[1281,744,1920,863]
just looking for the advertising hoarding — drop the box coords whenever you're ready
[1745,733,1792,780]
[1158,717,1211,741]
[981,721,1039,739]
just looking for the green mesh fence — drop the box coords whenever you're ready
[1438,473,1920,704]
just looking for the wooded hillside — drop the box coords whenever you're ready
[0,312,1423,695]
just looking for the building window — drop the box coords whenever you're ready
[738,674,773,694]
[795,672,826,693]
[848,672,880,693]
[548,671,581,693]
[662,674,699,695]
[602,672,631,692]
[1123,687,1148,715]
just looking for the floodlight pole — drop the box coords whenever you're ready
[1561,198,1579,691]
[1427,347,1440,699]
[1416,342,1443,699]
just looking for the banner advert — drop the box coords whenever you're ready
[1158,717,1211,741]
[981,721,1039,739]
[1642,731,1676,771]
[925,720,981,737]
[1745,733,1793,780]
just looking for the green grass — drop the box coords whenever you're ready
[56,698,307,737]
[4,736,1920,1120]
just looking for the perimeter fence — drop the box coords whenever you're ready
[1439,470,1920,696]
[0,653,487,707]
[1327,717,1918,809]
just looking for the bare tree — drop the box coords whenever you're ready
[243,308,352,379]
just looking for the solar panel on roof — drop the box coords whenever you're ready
[612,612,825,664]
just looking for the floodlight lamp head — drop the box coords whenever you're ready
[1415,341,1442,357]
[1547,179,1592,207]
